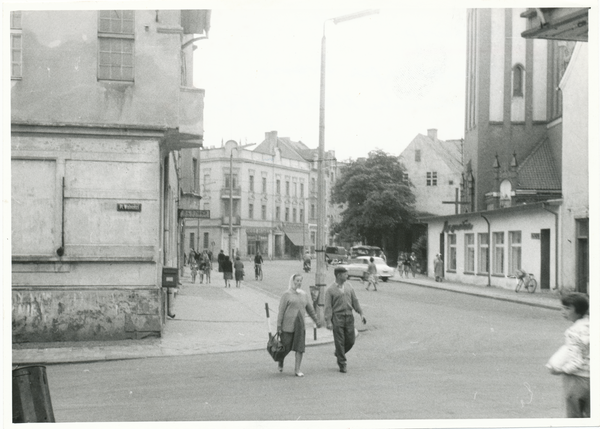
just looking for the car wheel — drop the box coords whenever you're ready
[381,277,388,282]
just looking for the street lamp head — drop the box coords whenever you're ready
[331,9,379,25]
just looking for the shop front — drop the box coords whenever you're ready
[246,228,271,257]
[421,202,559,291]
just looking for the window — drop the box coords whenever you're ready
[293,208,297,223]
[261,205,266,220]
[402,173,409,183]
[248,203,254,219]
[249,175,254,192]
[190,233,195,249]
[225,173,238,189]
[98,11,135,81]
[192,158,198,191]
[508,231,522,274]
[513,64,524,97]
[10,12,22,79]
[415,149,421,162]
[426,172,438,186]
[203,233,209,249]
[300,183,304,198]
[310,231,316,244]
[465,233,475,272]
[447,234,457,270]
[300,208,304,223]
[285,208,289,222]
[311,178,316,193]
[311,204,316,219]
[262,177,267,193]
[286,181,290,196]
[493,232,504,274]
[478,233,489,273]
[276,206,281,220]
[276,179,281,195]
[203,174,210,188]
[293,182,297,197]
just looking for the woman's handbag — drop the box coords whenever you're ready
[267,333,285,361]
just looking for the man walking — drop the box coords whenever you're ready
[325,266,367,373]
[365,256,378,291]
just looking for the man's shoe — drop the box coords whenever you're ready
[339,365,347,373]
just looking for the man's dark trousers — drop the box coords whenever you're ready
[332,313,355,366]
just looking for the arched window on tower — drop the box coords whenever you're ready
[512,64,525,97]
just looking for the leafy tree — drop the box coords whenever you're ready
[331,150,416,250]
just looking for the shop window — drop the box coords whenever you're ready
[465,233,475,272]
[508,231,522,274]
[98,11,135,81]
[447,234,457,270]
[493,232,505,274]
[478,233,489,274]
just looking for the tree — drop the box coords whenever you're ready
[331,150,416,251]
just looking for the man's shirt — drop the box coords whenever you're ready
[324,281,362,323]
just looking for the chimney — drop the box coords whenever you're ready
[265,131,278,151]
[427,129,438,140]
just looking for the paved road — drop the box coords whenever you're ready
[44,262,569,422]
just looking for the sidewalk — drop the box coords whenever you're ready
[12,273,334,366]
[388,272,562,311]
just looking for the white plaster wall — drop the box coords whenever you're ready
[426,209,556,290]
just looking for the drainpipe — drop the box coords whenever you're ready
[542,202,560,291]
[480,214,491,287]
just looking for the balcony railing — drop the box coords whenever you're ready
[220,187,242,198]
[221,216,241,226]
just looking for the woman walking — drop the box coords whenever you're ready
[203,252,211,284]
[276,274,320,377]
[234,256,245,288]
[222,255,233,288]
[434,253,444,282]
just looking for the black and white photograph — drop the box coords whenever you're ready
[4,0,598,427]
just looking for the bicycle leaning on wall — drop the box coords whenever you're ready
[511,268,538,293]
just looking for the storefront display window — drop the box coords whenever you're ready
[508,231,521,275]
[478,233,489,274]
[447,234,457,270]
[493,232,505,274]
[465,233,475,272]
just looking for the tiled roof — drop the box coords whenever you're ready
[253,136,309,162]
[402,134,463,173]
[517,138,561,190]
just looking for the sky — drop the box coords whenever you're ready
[193,6,467,161]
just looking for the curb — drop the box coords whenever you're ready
[388,277,561,311]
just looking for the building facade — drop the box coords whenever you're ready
[423,8,589,293]
[11,10,210,341]
[182,132,337,261]
[399,129,463,216]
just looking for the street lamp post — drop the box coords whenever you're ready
[228,142,255,258]
[315,9,378,324]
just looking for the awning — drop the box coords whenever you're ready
[284,230,310,247]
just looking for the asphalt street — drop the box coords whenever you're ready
[42,261,570,423]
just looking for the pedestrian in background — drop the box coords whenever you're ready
[222,255,233,288]
[325,266,366,373]
[434,253,444,282]
[234,256,244,288]
[410,252,418,277]
[190,261,198,284]
[203,252,211,284]
[365,257,378,291]
[546,292,590,418]
[276,273,319,377]
[217,250,225,273]
[402,253,411,278]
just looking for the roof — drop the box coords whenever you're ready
[517,138,561,190]
[400,134,463,173]
[254,136,311,162]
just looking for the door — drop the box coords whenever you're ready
[439,232,445,279]
[540,229,550,289]
[576,219,589,293]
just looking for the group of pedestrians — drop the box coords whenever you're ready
[214,249,265,288]
[187,248,212,284]
[276,266,366,377]
[397,251,418,278]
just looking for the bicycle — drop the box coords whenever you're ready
[255,263,263,281]
[512,269,537,293]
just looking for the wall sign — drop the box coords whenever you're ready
[443,219,474,233]
[531,233,540,239]
[179,209,210,219]
[117,203,142,212]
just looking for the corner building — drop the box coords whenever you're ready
[11,10,210,341]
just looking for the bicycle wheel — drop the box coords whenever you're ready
[527,278,537,293]
[515,279,523,292]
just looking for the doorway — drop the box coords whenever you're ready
[576,219,589,294]
[540,229,550,289]
[439,232,445,279]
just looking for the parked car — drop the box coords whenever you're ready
[349,245,383,259]
[340,256,394,282]
[325,246,348,265]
